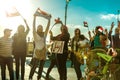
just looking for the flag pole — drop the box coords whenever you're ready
[65,0,71,26]
[20,14,24,20]
[50,23,56,31]
[117,10,120,27]
[15,7,24,20]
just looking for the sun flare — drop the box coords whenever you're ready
[0,0,32,36]
[0,0,31,27]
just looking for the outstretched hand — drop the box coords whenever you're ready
[110,22,114,31]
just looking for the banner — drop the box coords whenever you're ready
[34,8,51,19]
[6,7,20,17]
[51,41,65,54]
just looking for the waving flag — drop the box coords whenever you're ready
[34,8,51,19]
[83,21,88,27]
[98,27,104,32]
[6,7,20,17]
[54,17,61,24]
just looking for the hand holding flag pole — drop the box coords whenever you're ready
[13,8,26,23]
[34,8,51,19]
[50,17,63,31]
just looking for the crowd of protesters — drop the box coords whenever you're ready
[0,8,120,80]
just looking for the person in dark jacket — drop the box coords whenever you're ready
[49,24,70,80]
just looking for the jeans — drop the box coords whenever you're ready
[46,58,56,79]
[29,58,45,80]
[0,56,14,80]
[73,54,82,80]
[14,54,26,80]
[56,53,68,80]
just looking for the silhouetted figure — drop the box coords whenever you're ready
[12,18,30,80]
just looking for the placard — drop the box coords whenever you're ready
[51,41,64,54]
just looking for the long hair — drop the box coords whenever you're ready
[74,28,81,37]
[61,25,68,34]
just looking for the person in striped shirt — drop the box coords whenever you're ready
[0,28,14,80]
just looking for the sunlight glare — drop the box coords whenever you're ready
[0,0,32,37]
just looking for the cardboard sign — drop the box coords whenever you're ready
[51,41,64,54]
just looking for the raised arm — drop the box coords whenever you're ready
[109,22,114,35]
[23,18,30,34]
[108,22,114,40]
[33,15,37,34]
[44,16,51,37]
[88,31,92,40]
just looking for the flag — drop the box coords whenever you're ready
[50,17,62,30]
[6,7,20,17]
[98,27,103,32]
[83,21,88,27]
[50,18,61,30]
[34,8,51,19]
[54,17,61,24]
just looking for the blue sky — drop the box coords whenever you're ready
[31,0,120,38]
[0,0,120,40]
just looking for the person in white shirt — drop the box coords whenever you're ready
[29,13,51,80]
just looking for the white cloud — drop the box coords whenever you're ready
[100,14,117,20]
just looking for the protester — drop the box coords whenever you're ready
[108,22,120,80]
[49,23,70,80]
[71,28,89,80]
[87,26,110,80]
[90,26,109,48]
[0,28,14,80]
[71,28,82,80]
[29,12,51,80]
[12,18,30,80]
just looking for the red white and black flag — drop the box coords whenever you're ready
[5,7,20,17]
[34,8,51,19]
[83,21,88,27]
